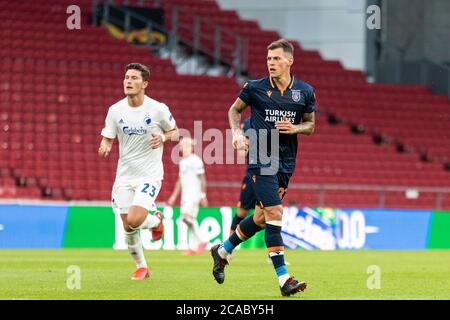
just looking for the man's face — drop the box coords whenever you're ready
[267,48,293,78]
[123,69,148,96]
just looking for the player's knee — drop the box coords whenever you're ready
[253,214,266,227]
[264,205,283,221]
[126,216,141,230]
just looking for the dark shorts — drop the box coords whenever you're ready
[246,168,292,208]
[237,175,257,210]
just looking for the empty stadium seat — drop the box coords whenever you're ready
[0,0,449,209]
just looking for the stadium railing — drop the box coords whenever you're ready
[92,0,248,76]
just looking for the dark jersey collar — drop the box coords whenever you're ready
[269,74,295,95]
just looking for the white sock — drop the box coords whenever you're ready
[125,230,147,269]
[137,214,160,230]
[218,245,229,259]
[187,230,198,251]
[183,216,205,249]
[278,274,291,287]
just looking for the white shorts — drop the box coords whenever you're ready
[112,181,162,214]
[180,198,200,218]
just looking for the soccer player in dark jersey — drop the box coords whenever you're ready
[211,39,315,296]
[231,118,292,266]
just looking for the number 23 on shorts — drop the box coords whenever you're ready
[141,183,157,197]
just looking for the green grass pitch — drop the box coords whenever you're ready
[0,249,449,300]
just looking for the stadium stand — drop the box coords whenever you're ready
[0,0,449,209]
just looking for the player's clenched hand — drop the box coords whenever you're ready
[275,117,296,134]
[232,133,248,151]
[150,133,163,149]
[98,141,112,158]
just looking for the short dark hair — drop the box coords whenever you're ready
[125,63,150,81]
[267,38,294,56]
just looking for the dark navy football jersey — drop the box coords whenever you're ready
[238,76,315,174]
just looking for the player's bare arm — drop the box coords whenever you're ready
[275,112,315,136]
[167,177,181,206]
[150,126,179,149]
[228,97,249,150]
[98,137,114,158]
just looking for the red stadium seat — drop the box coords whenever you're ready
[0,0,449,208]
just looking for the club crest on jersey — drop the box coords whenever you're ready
[267,90,272,98]
[144,114,152,125]
[292,90,301,102]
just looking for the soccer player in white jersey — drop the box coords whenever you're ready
[98,63,178,280]
[168,137,209,255]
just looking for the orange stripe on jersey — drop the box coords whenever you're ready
[236,225,248,240]
[269,77,275,88]
[268,246,284,252]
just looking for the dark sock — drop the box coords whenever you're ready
[230,215,245,234]
[223,215,262,253]
[265,223,288,277]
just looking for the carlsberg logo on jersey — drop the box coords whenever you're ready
[123,126,148,135]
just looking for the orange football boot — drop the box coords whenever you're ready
[131,267,150,280]
[152,211,164,241]
[196,242,208,254]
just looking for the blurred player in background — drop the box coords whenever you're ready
[98,63,178,280]
[210,39,315,296]
[168,137,209,255]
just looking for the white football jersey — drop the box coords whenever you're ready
[179,154,205,202]
[101,95,176,187]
